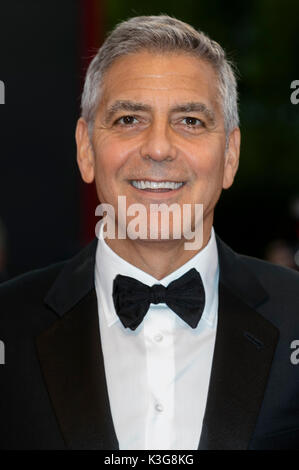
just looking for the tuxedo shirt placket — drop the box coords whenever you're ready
[94,220,219,450]
[143,305,175,449]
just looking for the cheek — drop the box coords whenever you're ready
[94,138,130,179]
[190,147,225,182]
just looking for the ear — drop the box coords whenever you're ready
[75,117,95,183]
[222,127,241,189]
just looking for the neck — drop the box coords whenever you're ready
[104,222,212,280]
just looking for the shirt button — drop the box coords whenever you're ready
[155,403,164,412]
[154,333,163,342]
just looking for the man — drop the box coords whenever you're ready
[0,15,299,450]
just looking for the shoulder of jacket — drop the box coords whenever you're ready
[0,260,67,302]
[238,252,299,297]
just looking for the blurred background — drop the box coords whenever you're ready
[0,0,298,281]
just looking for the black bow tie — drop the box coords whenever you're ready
[112,268,205,330]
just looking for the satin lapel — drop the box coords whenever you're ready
[198,238,279,450]
[36,238,119,450]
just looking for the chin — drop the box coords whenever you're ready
[126,221,186,243]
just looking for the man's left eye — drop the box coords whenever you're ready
[182,117,203,126]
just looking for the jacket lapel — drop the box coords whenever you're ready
[198,237,279,449]
[36,238,119,449]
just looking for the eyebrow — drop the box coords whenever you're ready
[104,99,216,126]
[170,102,216,125]
[104,100,152,124]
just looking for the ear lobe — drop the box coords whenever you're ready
[75,118,95,184]
[222,127,241,190]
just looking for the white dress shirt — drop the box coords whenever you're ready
[94,220,219,450]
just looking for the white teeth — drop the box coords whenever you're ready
[131,180,184,190]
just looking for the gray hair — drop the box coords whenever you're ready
[81,15,239,139]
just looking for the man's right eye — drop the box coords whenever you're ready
[115,115,138,125]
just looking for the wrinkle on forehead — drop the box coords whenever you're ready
[98,51,221,118]
[102,51,217,85]
[106,70,214,90]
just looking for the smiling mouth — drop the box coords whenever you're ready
[130,180,186,192]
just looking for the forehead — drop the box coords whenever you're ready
[99,51,220,110]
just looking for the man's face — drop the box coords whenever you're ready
[76,51,240,243]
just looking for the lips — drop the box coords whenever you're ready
[130,180,185,192]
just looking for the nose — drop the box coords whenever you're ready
[140,118,177,162]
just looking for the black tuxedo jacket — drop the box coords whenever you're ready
[0,235,299,450]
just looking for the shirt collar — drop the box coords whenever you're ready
[95,219,219,329]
